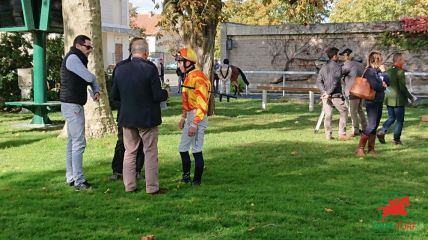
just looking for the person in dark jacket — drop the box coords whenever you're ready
[316,47,350,141]
[159,58,165,84]
[176,67,185,93]
[340,48,367,137]
[377,53,416,145]
[356,51,390,157]
[110,37,145,181]
[111,39,169,193]
[60,35,100,191]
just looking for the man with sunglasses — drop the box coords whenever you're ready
[60,35,100,191]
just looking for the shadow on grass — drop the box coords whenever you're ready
[0,137,49,150]
[1,139,427,239]
[0,113,32,123]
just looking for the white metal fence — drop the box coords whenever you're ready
[242,70,428,97]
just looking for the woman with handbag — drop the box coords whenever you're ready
[356,51,389,157]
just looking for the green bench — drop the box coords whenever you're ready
[5,101,61,125]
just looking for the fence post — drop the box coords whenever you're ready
[262,90,267,110]
[309,91,314,112]
[408,75,414,92]
[282,74,285,97]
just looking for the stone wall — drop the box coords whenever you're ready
[220,22,428,94]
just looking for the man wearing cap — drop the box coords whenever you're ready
[316,47,350,141]
[176,48,211,186]
[340,48,367,137]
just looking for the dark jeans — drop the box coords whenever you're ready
[381,106,405,141]
[363,101,383,135]
[112,127,144,174]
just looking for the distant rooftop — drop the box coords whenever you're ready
[134,13,160,36]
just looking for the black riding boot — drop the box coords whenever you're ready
[180,151,191,183]
[192,152,204,185]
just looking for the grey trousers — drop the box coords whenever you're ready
[61,102,86,185]
[179,110,208,153]
[349,98,367,134]
[219,79,231,95]
[322,97,348,138]
[123,127,159,193]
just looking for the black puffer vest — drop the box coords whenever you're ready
[60,47,90,105]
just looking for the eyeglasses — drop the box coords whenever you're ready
[82,44,93,50]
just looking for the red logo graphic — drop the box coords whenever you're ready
[377,196,410,222]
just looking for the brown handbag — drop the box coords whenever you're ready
[350,69,375,100]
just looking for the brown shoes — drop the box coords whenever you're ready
[356,134,369,157]
[149,188,168,195]
[338,134,352,141]
[368,134,377,156]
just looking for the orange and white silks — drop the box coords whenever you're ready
[182,68,211,125]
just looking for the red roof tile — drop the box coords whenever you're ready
[133,14,160,36]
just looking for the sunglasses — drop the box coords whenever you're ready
[82,44,93,50]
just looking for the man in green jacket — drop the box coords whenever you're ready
[377,53,416,145]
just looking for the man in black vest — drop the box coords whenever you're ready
[60,35,100,191]
[111,38,169,193]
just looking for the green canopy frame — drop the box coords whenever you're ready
[1,0,63,125]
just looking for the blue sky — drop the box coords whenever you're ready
[129,0,162,13]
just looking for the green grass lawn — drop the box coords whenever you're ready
[0,97,427,239]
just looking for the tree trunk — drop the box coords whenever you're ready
[62,0,116,138]
[179,19,218,116]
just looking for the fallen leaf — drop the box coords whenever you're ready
[141,235,156,240]
[324,208,334,213]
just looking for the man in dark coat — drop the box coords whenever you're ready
[110,37,145,181]
[111,39,169,193]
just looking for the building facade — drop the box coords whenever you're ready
[100,0,132,69]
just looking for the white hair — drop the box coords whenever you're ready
[131,39,149,54]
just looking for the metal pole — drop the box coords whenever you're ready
[31,31,49,125]
[262,90,267,110]
[33,31,47,104]
[282,74,285,97]
[309,91,314,112]
[408,75,414,92]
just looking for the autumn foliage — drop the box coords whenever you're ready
[400,16,428,34]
